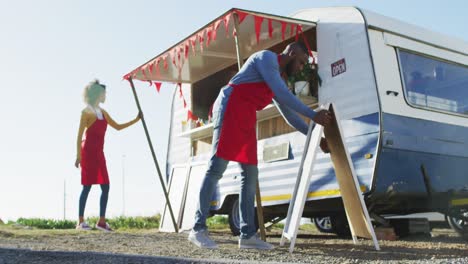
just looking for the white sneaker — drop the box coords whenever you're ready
[188,229,218,249]
[239,234,274,250]
[95,222,113,232]
[76,222,92,231]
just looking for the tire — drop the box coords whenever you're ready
[227,197,259,236]
[446,213,468,241]
[330,214,351,238]
[313,217,333,233]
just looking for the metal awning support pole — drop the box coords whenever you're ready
[128,77,179,233]
[233,13,267,242]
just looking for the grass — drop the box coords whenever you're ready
[206,215,229,229]
[6,215,316,232]
[9,215,161,230]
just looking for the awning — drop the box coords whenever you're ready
[123,8,316,84]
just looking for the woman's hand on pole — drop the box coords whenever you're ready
[75,158,80,168]
[137,111,143,121]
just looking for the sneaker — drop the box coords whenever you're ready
[76,222,92,231]
[188,229,218,249]
[95,222,113,232]
[239,234,274,250]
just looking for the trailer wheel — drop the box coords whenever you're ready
[228,197,258,236]
[330,214,351,238]
[446,212,468,241]
[313,217,333,233]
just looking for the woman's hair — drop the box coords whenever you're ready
[83,79,106,105]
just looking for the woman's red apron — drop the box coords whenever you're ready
[80,118,109,185]
[216,82,273,165]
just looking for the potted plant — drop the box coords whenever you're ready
[287,62,321,98]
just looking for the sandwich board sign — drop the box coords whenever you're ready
[281,104,380,252]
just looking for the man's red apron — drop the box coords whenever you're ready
[80,118,109,185]
[216,82,273,165]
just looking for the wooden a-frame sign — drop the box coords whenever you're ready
[281,104,380,252]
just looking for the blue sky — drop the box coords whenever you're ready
[0,0,466,221]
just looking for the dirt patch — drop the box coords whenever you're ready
[0,226,467,263]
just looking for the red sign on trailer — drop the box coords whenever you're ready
[331,58,346,77]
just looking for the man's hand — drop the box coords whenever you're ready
[320,137,330,153]
[312,109,332,126]
[75,158,80,168]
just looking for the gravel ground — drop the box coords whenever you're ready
[0,226,467,264]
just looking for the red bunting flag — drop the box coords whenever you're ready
[268,19,273,38]
[163,55,168,70]
[184,41,189,59]
[190,36,197,54]
[235,10,248,24]
[223,12,232,35]
[177,83,188,108]
[171,49,177,67]
[197,31,204,52]
[178,83,183,98]
[254,15,264,44]
[154,82,162,93]
[281,22,287,40]
[213,20,222,41]
[206,27,212,47]
[149,62,154,74]
[141,67,147,79]
[187,110,198,121]
[155,58,161,75]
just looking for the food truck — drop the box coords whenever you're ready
[125,7,468,239]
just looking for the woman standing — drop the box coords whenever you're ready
[75,79,140,231]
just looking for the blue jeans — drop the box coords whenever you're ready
[193,86,259,239]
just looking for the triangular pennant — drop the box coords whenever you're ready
[206,27,212,47]
[235,10,248,24]
[154,58,161,76]
[187,110,198,121]
[254,15,264,44]
[141,67,147,80]
[184,41,190,59]
[197,31,204,52]
[123,73,131,80]
[300,28,313,58]
[190,36,197,54]
[213,20,222,41]
[268,19,273,38]
[281,22,287,40]
[154,82,162,93]
[178,83,183,98]
[149,62,154,74]
[171,49,177,67]
[223,13,232,35]
[163,55,168,70]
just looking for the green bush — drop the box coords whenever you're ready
[87,215,160,230]
[16,218,76,229]
[14,215,161,230]
[206,215,229,229]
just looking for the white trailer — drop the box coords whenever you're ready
[125,7,468,238]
